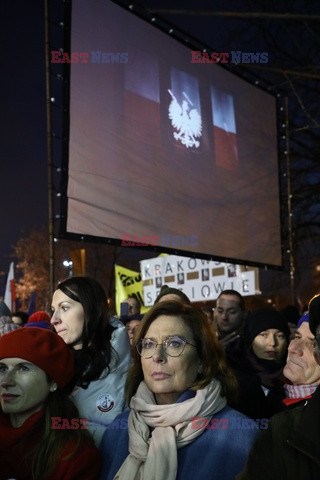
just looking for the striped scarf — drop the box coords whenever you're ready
[284,383,318,399]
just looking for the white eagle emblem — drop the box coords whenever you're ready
[168,89,202,148]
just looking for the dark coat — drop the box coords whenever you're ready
[237,385,320,480]
[225,337,285,419]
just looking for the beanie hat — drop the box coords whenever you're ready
[0,316,20,336]
[309,294,320,336]
[280,305,300,326]
[0,328,74,388]
[297,312,309,329]
[25,311,52,330]
[0,301,11,318]
[245,308,290,345]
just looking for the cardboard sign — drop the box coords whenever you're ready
[140,255,260,306]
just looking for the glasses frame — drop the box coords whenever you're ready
[136,335,197,358]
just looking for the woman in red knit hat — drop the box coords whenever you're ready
[0,327,101,479]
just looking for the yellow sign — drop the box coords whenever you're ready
[114,264,149,315]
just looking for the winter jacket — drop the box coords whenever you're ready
[99,404,261,480]
[237,385,320,480]
[72,317,131,446]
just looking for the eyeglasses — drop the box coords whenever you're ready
[136,335,197,358]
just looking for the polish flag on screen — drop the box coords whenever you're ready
[124,51,161,151]
[211,87,238,171]
[4,262,15,313]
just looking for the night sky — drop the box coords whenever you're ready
[1,0,47,277]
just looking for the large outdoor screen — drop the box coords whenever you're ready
[63,0,282,267]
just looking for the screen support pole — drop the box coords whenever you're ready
[285,97,295,303]
[44,0,55,297]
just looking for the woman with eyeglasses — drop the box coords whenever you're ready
[99,301,260,480]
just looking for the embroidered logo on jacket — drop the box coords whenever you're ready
[96,394,115,412]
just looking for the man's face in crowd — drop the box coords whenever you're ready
[214,294,244,337]
[125,319,141,345]
[124,298,140,315]
[284,322,320,385]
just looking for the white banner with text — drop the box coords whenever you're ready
[140,255,260,306]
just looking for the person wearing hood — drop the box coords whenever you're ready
[244,308,290,395]
[227,308,290,419]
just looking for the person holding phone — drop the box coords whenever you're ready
[121,314,144,346]
[122,297,141,315]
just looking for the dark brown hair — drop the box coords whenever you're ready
[125,301,237,404]
[32,390,95,478]
[154,285,191,304]
[56,276,115,387]
[216,289,245,311]
[0,384,96,479]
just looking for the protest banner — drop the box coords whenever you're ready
[140,255,260,306]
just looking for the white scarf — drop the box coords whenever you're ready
[114,379,226,480]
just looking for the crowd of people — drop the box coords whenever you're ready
[0,280,320,479]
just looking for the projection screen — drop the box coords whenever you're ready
[62,0,282,267]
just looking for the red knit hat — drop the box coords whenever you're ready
[25,310,52,330]
[0,328,74,388]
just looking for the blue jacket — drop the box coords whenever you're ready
[99,397,262,480]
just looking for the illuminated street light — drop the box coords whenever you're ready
[62,260,73,277]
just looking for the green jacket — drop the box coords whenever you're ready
[237,385,320,480]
